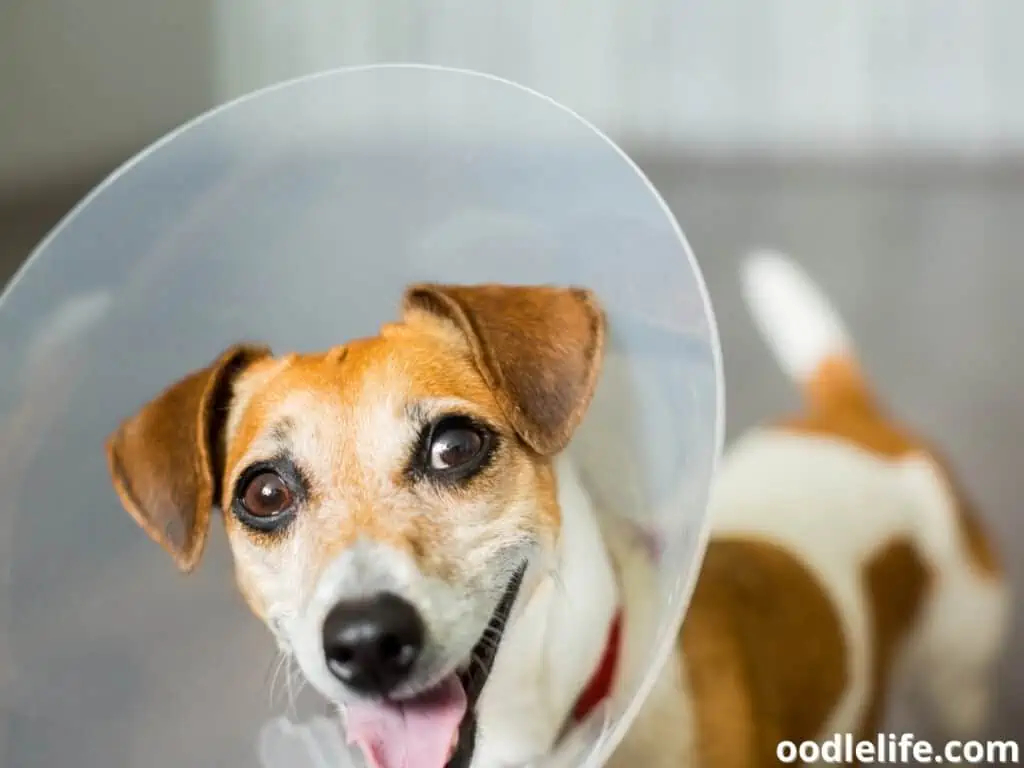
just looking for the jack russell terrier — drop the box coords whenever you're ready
[105,252,1009,767]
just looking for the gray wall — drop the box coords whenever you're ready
[214,0,1024,158]
[0,1,217,191]
[3,0,1024,193]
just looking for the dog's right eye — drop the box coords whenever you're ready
[234,468,298,530]
[242,472,293,516]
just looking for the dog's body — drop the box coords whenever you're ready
[602,252,1010,766]
[106,254,1009,768]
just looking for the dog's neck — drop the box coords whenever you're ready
[472,456,620,767]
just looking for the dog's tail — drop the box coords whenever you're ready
[739,249,877,414]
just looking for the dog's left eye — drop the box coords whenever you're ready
[426,417,492,475]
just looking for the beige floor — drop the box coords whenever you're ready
[2,157,1021,761]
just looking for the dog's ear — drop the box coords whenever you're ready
[403,284,606,455]
[104,344,270,572]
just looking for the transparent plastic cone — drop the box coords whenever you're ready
[0,65,723,768]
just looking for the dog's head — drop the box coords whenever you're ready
[105,283,605,768]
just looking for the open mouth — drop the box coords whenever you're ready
[343,564,527,768]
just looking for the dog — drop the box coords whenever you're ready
[104,254,1009,768]
[676,251,1011,765]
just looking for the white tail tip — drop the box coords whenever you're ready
[739,249,852,383]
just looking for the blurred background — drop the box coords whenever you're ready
[2,0,1022,755]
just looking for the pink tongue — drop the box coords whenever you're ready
[343,676,467,768]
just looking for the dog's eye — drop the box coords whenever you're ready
[426,417,492,475]
[240,471,294,519]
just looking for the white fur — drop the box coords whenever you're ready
[473,456,620,766]
[740,249,852,381]
[291,538,486,705]
[475,456,694,768]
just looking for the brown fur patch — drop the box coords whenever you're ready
[858,538,931,737]
[403,283,606,456]
[682,538,848,766]
[105,344,271,571]
[779,354,1001,579]
[778,355,913,458]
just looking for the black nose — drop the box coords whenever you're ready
[321,593,426,694]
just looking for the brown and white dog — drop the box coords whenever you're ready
[679,251,1011,765]
[104,253,1009,768]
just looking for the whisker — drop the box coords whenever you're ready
[267,652,289,708]
[284,655,307,718]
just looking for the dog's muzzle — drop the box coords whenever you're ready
[325,565,526,768]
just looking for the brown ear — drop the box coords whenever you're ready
[403,283,606,455]
[104,344,270,572]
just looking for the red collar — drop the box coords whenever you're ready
[570,609,624,723]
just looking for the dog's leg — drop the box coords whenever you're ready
[897,459,1012,739]
[907,575,1009,739]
